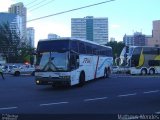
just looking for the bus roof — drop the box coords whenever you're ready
[39,37,112,49]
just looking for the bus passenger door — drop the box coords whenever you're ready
[70,53,79,85]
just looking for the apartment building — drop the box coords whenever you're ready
[71,16,108,45]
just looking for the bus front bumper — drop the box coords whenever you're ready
[35,77,71,86]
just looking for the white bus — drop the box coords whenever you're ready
[120,46,160,75]
[35,38,113,87]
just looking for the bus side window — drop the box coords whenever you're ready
[70,53,79,70]
[79,42,86,54]
[92,45,97,55]
[108,48,112,57]
[86,43,93,55]
[71,41,79,53]
[131,47,142,67]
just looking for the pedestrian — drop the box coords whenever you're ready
[0,66,5,80]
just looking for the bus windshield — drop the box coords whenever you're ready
[36,51,69,72]
[119,46,134,66]
[120,46,134,57]
[37,40,69,53]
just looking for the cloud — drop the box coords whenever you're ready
[0,0,15,12]
[110,24,121,30]
[109,24,123,41]
[27,20,71,47]
[27,11,33,18]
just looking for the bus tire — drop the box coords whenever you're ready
[104,68,109,78]
[14,71,20,76]
[78,72,85,87]
[149,68,155,75]
[141,68,147,75]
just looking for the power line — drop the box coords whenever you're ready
[25,0,39,6]
[29,0,55,12]
[27,0,116,22]
[27,0,46,9]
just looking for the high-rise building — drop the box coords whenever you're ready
[0,12,22,40]
[147,20,160,47]
[0,12,22,62]
[145,35,152,46]
[27,27,35,48]
[123,32,146,46]
[48,34,60,39]
[133,32,145,46]
[71,16,108,45]
[9,2,27,43]
[123,34,134,46]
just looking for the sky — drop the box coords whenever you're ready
[0,0,160,47]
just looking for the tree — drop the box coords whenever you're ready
[0,22,21,63]
[18,44,35,63]
[0,22,35,63]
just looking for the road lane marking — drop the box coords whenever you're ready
[40,102,69,106]
[118,93,137,97]
[143,90,160,94]
[0,107,18,110]
[84,97,108,102]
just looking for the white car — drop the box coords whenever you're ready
[112,66,120,73]
[112,66,130,74]
[10,64,35,76]
[2,65,18,73]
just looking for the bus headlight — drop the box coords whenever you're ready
[36,80,40,84]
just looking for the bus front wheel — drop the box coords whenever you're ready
[104,68,109,78]
[141,69,147,75]
[14,71,20,76]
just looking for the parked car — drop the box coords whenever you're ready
[10,64,35,76]
[112,66,130,74]
[2,65,18,73]
[112,66,120,73]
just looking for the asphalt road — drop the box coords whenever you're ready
[0,74,160,119]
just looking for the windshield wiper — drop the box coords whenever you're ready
[42,57,58,71]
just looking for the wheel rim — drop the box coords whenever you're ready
[15,72,19,76]
[141,69,146,75]
[150,69,154,75]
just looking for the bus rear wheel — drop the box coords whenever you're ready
[141,69,147,75]
[14,71,20,76]
[149,68,155,75]
[78,72,85,87]
[104,68,109,78]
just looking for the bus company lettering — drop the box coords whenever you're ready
[83,58,91,63]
